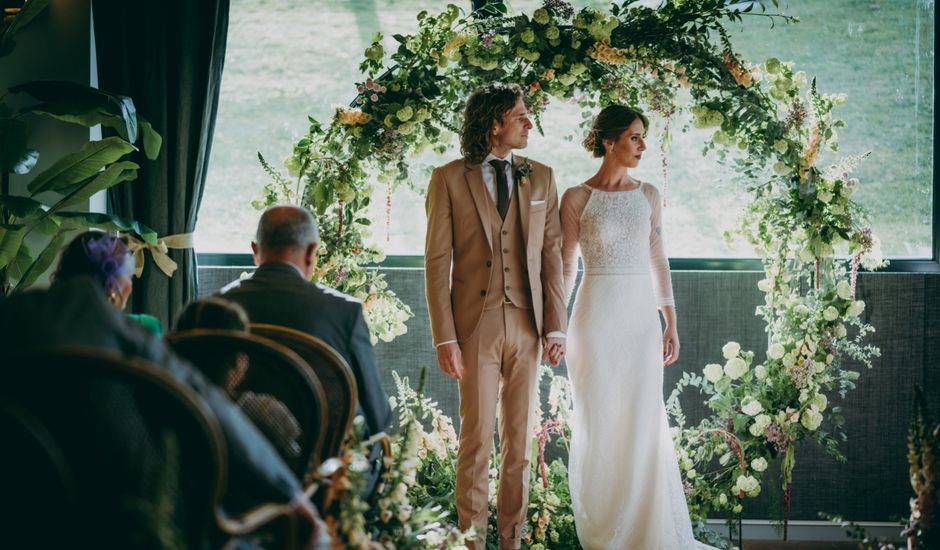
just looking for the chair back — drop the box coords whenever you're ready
[0,348,225,550]
[250,323,358,461]
[166,329,328,479]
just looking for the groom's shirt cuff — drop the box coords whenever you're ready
[545,331,566,339]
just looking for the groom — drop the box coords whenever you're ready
[424,82,567,549]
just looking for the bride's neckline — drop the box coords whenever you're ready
[582,181,642,193]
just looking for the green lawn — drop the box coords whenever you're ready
[198,0,934,258]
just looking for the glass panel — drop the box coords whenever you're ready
[200,0,934,259]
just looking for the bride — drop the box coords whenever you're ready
[560,105,715,549]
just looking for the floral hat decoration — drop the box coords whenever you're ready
[83,234,135,297]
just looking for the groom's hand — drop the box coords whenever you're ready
[436,342,464,381]
[543,336,566,366]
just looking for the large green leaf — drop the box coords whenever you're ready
[11,230,65,292]
[53,161,139,211]
[0,195,44,218]
[26,137,136,195]
[0,118,38,174]
[55,211,158,245]
[139,118,162,160]
[5,240,33,284]
[12,81,138,142]
[0,223,26,270]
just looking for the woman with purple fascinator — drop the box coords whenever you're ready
[54,230,162,334]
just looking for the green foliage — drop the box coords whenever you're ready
[0,6,164,294]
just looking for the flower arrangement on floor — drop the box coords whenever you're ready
[258,0,886,539]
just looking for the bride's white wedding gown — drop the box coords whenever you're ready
[560,182,714,550]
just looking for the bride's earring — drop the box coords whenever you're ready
[108,291,120,306]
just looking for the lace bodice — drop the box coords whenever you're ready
[561,182,675,307]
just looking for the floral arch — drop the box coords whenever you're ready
[256,1,884,547]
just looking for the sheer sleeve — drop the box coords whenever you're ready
[561,185,591,304]
[642,183,675,308]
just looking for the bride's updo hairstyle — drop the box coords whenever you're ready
[583,105,649,158]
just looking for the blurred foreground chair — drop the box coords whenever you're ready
[166,329,328,482]
[0,348,303,549]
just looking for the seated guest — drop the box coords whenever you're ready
[174,298,302,462]
[0,232,329,548]
[220,205,392,494]
[53,230,162,335]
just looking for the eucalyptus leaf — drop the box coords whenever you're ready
[26,137,136,195]
[0,223,26,270]
[55,211,158,245]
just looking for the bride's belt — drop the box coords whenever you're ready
[582,265,649,276]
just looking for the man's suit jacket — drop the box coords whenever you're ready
[424,155,568,345]
[220,262,392,439]
[0,277,301,513]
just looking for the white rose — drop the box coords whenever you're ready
[836,281,852,300]
[801,408,823,431]
[811,393,828,411]
[754,364,768,380]
[703,363,724,383]
[751,457,769,472]
[719,493,728,505]
[846,300,866,317]
[817,190,833,203]
[768,342,785,360]
[799,388,810,403]
[835,324,848,338]
[686,468,697,479]
[724,357,748,380]
[823,306,839,321]
[826,353,834,364]
[741,396,764,416]
[723,341,742,359]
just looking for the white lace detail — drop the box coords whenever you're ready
[578,186,651,273]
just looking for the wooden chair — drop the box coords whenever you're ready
[2,348,310,549]
[249,324,358,462]
[166,329,328,481]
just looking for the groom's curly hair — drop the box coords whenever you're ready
[461,82,525,165]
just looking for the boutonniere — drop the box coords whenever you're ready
[515,160,533,187]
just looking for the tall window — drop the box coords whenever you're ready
[200,0,934,259]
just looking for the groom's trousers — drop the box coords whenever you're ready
[456,302,541,550]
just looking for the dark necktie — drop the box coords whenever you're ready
[489,159,510,220]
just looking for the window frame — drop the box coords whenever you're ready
[196,1,939,274]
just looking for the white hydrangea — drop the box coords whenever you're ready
[754,364,768,380]
[768,342,785,360]
[823,306,839,321]
[741,396,764,416]
[749,414,771,436]
[703,363,724,383]
[724,357,748,380]
[801,407,823,431]
[722,341,742,359]
[811,393,828,411]
[750,457,768,472]
[735,474,761,497]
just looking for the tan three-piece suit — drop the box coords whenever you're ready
[424,155,567,549]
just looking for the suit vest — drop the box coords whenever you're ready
[483,186,532,310]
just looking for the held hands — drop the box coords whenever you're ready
[544,336,566,366]
[662,325,680,368]
[436,342,464,381]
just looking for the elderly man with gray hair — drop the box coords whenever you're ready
[220,205,392,494]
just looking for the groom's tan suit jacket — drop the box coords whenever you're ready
[424,155,567,345]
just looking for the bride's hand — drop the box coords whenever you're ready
[662,326,680,367]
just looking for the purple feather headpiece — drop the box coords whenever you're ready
[83,234,134,295]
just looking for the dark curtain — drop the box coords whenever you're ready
[93,0,229,328]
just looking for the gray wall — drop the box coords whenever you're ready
[199,265,940,523]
